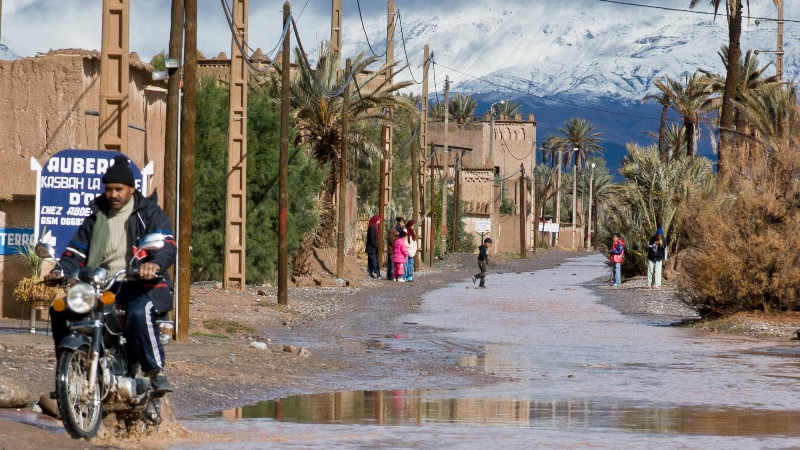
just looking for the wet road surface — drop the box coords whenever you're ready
[176,254,800,448]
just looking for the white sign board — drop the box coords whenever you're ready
[539,222,560,233]
[475,219,491,233]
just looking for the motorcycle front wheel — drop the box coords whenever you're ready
[57,348,103,440]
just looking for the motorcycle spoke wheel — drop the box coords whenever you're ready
[57,349,103,440]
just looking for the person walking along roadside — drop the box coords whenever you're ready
[386,217,405,281]
[609,234,625,287]
[471,238,493,289]
[366,215,381,279]
[646,228,666,289]
[393,229,408,282]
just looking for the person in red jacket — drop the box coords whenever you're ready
[392,229,408,282]
[609,234,625,287]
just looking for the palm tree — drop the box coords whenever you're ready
[643,83,671,160]
[663,122,687,161]
[448,93,477,124]
[700,47,781,134]
[494,101,522,119]
[653,73,709,157]
[429,101,446,121]
[548,117,604,169]
[738,83,799,149]
[267,40,413,252]
[689,0,781,173]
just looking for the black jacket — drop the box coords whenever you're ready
[366,225,378,254]
[647,235,666,261]
[477,244,489,263]
[55,190,177,312]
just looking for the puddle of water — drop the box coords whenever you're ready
[199,388,800,437]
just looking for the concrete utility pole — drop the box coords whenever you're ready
[99,0,130,154]
[587,162,595,251]
[450,151,460,253]
[417,44,429,269]
[337,58,351,279]
[440,75,450,256]
[531,142,537,254]
[331,0,342,60]
[164,0,184,229]
[572,148,578,249]
[519,165,526,258]
[377,0,395,274]
[429,148,435,267]
[554,149,562,248]
[278,2,291,306]
[177,0,197,342]
[778,0,784,82]
[224,0,248,291]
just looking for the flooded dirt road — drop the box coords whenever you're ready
[176,255,800,448]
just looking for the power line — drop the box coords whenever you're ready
[356,0,387,58]
[395,9,421,85]
[596,0,800,23]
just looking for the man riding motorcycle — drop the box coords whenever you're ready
[45,154,177,396]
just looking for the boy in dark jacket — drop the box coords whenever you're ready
[646,227,666,289]
[472,238,493,289]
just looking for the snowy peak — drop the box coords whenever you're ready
[0,44,21,61]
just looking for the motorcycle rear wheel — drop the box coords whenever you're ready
[57,348,103,440]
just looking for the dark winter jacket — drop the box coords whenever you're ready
[386,226,401,255]
[366,215,379,254]
[55,190,177,313]
[477,244,489,264]
[647,235,666,262]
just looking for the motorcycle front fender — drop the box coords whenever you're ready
[58,332,92,352]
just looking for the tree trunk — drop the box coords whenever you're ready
[686,120,695,157]
[718,1,743,173]
[659,103,667,161]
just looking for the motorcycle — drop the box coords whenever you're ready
[36,233,173,440]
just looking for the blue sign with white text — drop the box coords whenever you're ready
[38,149,142,257]
[0,228,35,255]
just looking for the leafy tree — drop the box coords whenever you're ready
[448,93,477,124]
[653,73,709,157]
[642,81,671,159]
[191,80,325,283]
[494,101,522,119]
[548,117,604,169]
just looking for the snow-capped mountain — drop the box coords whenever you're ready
[0,44,21,61]
[339,1,794,174]
[342,1,795,103]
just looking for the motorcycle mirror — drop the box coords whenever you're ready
[139,233,166,251]
[92,267,109,284]
[35,242,56,260]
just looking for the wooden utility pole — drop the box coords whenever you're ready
[440,75,449,256]
[223,0,248,291]
[337,58,351,279]
[164,0,183,228]
[417,44,429,270]
[278,2,291,305]
[519,165,526,258]
[377,0,395,274]
[331,0,342,60]
[177,0,197,342]
[99,0,130,154]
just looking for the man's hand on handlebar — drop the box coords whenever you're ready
[139,262,160,279]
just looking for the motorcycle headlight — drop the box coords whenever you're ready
[67,283,96,313]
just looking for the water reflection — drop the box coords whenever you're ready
[211,390,800,436]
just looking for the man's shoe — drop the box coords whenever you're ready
[149,372,173,396]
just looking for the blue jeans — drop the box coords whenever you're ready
[367,253,380,278]
[386,254,394,280]
[613,262,621,285]
[404,255,414,280]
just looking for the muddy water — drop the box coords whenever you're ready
[176,255,800,449]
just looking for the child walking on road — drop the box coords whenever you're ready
[472,238,493,289]
[393,229,408,282]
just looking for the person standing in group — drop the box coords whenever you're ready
[471,237,493,289]
[609,234,625,287]
[386,217,405,281]
[646,227,666,290]
[403,219,417,282]
[365,215,381,279]
[393,229,408,282]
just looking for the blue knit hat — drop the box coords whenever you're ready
[656,227,663,235]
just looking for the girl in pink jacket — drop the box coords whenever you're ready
[392,229,408,282]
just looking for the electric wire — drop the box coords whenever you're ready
[220,0,288,74]
[291,17,356,97]
[296,0,311,21]
[356,0,387,58]
[395,9,422,85]
[596,0,800,23]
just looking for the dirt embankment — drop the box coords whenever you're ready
[1,249,799,448]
